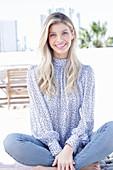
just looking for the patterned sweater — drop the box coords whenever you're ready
[27,57,95,156]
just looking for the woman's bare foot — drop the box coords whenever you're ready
[80,162,100,170]
[31,165,57,170]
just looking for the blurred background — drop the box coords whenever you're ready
[0,0,113,169]
[0,0,113,51]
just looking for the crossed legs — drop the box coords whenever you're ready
[3,121,113,170]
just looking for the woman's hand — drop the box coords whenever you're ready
[52,144,76,170]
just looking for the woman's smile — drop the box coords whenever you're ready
[55,43,66,49]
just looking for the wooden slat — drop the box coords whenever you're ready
[9,85,27,87]
[9,81,27,85]
[7,68,29,109]
[0,84,7,88]
[9,96,29,99]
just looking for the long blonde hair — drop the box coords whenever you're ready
[37,12,82,97]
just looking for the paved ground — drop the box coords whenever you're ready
[0,102,32,169]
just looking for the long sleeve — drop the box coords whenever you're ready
[65,65,95,153]
[27,65,62,156]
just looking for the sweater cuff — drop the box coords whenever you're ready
[65,135,79,154]
[48,139,62,156]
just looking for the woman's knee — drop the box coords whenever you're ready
[92,121,113,144]
[104,121,113,133]
[101,121,113,144]
[4,133,21,153]
[98,121,113,133]
[107,121,113,128]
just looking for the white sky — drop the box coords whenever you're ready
[0,0,113,49]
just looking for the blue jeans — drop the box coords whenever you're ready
[3,121,113,170]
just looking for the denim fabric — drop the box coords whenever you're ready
[4,121,113,170]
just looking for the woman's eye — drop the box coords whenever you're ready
[63,32,68,35]
[50,34,56,37]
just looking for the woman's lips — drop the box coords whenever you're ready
[55,43,66,49]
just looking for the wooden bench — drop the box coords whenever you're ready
[7,68,29,109]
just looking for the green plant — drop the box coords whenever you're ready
[104,37,113,47]
[78,21,113,48]
[78,28,92,48]
[91,21,107,47]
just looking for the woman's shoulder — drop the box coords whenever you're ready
[81,64,94,72]
[27,65,39,74]
[28,65,38,71]
[79,64,94,82]
[81,64,94,76]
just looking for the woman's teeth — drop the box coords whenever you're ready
[56,44,65,47]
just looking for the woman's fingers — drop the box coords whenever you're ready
[62,166,65,170]
[53,159,76,170]
[52,157,57,166]
[72,160,76,170]
[70,163,76,170]
[66,164,69,170]
[57,163,76,170]
[73,160,75,165]
[65,162,75,170]
[58,162,61,170]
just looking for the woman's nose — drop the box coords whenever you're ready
[56,35,62,42]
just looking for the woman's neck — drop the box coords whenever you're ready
[53,52,68,59]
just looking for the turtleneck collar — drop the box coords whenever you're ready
[52,56,68,67]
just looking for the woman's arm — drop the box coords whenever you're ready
[27,65,62,156]
[65,65,95,154]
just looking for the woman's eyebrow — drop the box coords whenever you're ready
[49,29,69,33]
[49,31,56,33]
[62,29,69,32]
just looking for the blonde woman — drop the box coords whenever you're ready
[4,12,113,170]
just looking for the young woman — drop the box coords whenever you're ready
[4,12,113,170]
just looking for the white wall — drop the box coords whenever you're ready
[0,48,113,130]
[0,51,41,66]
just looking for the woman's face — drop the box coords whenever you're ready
[48,22,74,59]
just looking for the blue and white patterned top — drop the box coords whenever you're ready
[27,57,95,156]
